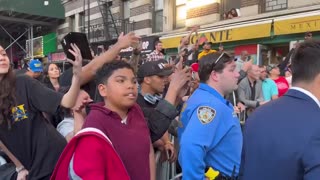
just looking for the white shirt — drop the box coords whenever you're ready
[235,59,245,72]
[290,87,320,109]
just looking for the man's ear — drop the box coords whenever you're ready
[210,71,219,82]
[98,83,108,97]
[144,77,152,85]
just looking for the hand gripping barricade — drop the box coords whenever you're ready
[155,134,183,180]
[155,135,221,180]
[232,91,246,127]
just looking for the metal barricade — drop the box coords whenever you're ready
[155,134,181,180]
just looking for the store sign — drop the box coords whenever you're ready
[141,36,155,54]
[274,15,320,35]
[26,36,44,57]
[161,23,271,48]
[107,36,159,56]
[49,52,66,62]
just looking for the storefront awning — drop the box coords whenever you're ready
[160,20,272,49]
[274,11,320,35]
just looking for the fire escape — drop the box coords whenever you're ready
[97,0,134,41]
[95,0,135,41]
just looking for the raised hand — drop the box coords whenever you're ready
[170,66,192,98]
[72,90,93,113]
[117,32,140,49]
[66,43,83,77]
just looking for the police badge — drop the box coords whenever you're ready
[197,106,216,124]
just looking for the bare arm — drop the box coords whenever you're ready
[60,44,82,108]
[129,49,141,73]
[81,32,139,85]
[0,141,29,179]
[180,26,198,48]
[0,141,23,168]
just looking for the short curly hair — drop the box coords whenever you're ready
[96,60,135,85]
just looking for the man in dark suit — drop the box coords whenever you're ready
[239,40,320,180]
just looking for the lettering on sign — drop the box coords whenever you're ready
[290,19,320,31]
[50,52,66,62]
[142,41,149,50]
[190,30,233,44]
[274,16,320,35]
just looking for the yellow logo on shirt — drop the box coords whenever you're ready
[11,104,28,122]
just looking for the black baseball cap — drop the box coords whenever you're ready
[137,59,173,78]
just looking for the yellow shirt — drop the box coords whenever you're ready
[198,49,217,60]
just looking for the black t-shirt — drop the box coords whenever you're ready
[14,69,27,76]
[0,75,67,179]
[59,68,102,102]
[136,93,157,108]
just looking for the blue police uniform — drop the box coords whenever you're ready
[178,83,243,180]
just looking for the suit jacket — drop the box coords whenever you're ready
[237,77,264,108]
[239,89,320,180]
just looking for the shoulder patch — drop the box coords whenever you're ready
[197,106,216,124]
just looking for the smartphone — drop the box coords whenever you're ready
[61,32,93,60]
[191,71,196,80]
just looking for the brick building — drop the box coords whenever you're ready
[56,0,320,65]
[159,0,320,65]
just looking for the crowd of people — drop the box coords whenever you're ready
[0,28,319,180]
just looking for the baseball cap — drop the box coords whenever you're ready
[137,59,173,78]
[29,59,43,72]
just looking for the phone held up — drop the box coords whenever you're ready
[61,32,93,61]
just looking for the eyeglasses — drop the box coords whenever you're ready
[211,52,230,71]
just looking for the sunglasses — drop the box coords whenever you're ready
[211,52,230,71]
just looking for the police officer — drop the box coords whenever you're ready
[178,53,242,180]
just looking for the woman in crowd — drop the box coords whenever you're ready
[42,63,61,91]
[42,63,64,127]
[0,43,82,179]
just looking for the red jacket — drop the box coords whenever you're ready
[51,128,130,180]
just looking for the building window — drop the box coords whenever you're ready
[175,0,186,29]
[264,0,287,12]
[78,12,85,32]
[221,0,241,20]
[123,0,130,20]
[153,0,164,33]
[69,15,76,32]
